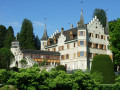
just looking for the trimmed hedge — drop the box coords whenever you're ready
[91,54,115,84]
[56,65,66,72]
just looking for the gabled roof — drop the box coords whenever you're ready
[104,18,109,35]
[47,28,78,46]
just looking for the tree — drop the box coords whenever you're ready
[93,8,107,27]
[19,59,28,68]
[109,18,120,66]
[19,19,36,49]
[34,35,40,50]
[0,25,7,48]
[4,26,15,48]
[91,54,115,84]
[0,48,14,69]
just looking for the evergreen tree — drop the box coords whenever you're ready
[34,35,40,50]
[93,8,107,27]
[0,25,7,48]
[0,47,14,69]
[91,54,115,84]
[4,26,15,48]
[19,19,35,49]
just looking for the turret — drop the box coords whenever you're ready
[41,24,48,50]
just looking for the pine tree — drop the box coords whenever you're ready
[4,26,15,48]
[34,35,40,50]
[19,19,36,49]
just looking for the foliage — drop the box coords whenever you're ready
[0,48,14,69]
[0,69,10,84]
[0,25,7,48]
[33,63,39,67]
[0,85,18,90]
[18,19,36,49]
[93,8,107,27]
[40,59,47,66]
[4,26,15,48]
[19,59,28,68]
[98,84,119,90]
[91,72,103,83]
[56,65,66,72]
[34,35,40,50]
[109,18,120,65]
[115,75,120,88]
[91,54,115,84]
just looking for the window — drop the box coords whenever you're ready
[89,53,92,58]
[59,46,64,51]
[74,43,75,47]
[66,54,69,59]
[80,41,84,45]
[95,34,98,38]
[80,31,83,36]
[80,51,84,56]
[61,55,65,60]
[107,36,109,41]
[95,44,98,48]
[89,33,92,37]
[43,42,44,46]
[101,35,103,39]
[88,42,92,47]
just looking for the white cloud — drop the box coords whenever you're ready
[7,22,21,28]
[33,21,44,27]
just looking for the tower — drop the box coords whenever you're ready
[77,0,87,70]
[41,24,48,50]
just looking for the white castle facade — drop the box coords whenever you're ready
[40,11,112,71]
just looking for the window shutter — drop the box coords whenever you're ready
[92,33,93,37]
[104,45,106,50]
[77,52,80,57]
[84,31,85,36]
[85,52,86,56]
[84,41,86,46]
[93,53,95,57]
[93,43,94,48]
[110,55,113,59]
[79,31,80,36]
[104,36,105,40]
[78,41,80,46]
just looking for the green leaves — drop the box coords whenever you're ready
[93,8,107,27]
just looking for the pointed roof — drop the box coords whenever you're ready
[41,24,48,40]
[78,10,86,29]
[104,18,109,35]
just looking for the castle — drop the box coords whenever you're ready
[10,6,112,70]
[40,10,112,71]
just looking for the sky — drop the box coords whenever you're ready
[0,0,120,39]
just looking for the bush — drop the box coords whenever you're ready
[91,54,115,84]
[56,65,66,72]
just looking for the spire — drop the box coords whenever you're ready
[104,18,109,35]
[78,0,86,29]
[41,24,48,40]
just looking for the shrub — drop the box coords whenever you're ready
[91,54,115,84]
[91,72,103,83]
[11,66,19,72]
[56,65,66,72]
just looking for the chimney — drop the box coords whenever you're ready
[71,24,73,29]
[77,22,79,27]
[61,27,64,34]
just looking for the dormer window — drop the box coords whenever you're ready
[70,31,73,39]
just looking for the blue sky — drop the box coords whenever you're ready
[0,0,120,39]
